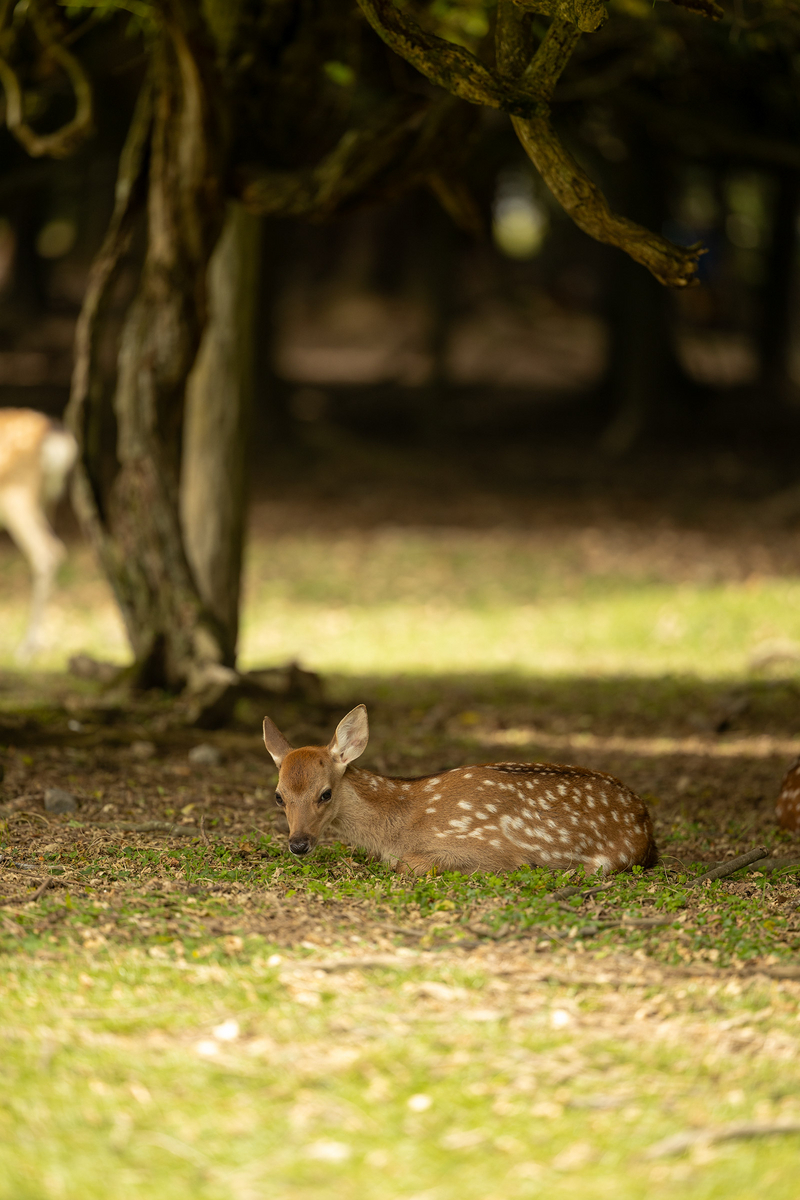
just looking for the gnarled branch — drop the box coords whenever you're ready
[503,6,702,286]
[0,0,93,159]
[514,113,703,286]
[359,0,702,286]
[67,73,154,554]
[240,99,431,217]
[511,0,607,33]
[665,0,724,20]
[240,94,482,233]
[356,0,540,117]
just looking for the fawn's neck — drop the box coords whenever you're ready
[333,767,410,855]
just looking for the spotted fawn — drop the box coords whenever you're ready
[263,704,657,875]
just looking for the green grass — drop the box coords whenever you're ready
[2,519,800,1197]
[2,834,799,968]
[2,934,800,1200]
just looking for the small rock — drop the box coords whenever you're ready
[130,740,156,759]
[188,743,221,766]
[44,787,77,814]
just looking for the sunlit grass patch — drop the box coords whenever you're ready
[238,582,800,679]
[2,532,800,680]
[1,941,799,1199]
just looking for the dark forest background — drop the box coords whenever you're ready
[2,1,800,471]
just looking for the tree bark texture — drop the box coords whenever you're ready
[181,202,261,663]
[68,9,229,692]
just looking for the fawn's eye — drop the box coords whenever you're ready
[275,793,285,807]
[319,788,333,803]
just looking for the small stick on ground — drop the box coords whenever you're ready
[28,876,54,903]
[689,846,769,886]
[75,820,199,837]
[645,1121,800,1159]
[551,883,615,901]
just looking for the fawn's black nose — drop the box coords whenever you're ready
[289,837,312,857]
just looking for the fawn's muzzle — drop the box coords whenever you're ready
[288,836,314,857]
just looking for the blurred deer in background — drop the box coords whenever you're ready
[263,704,658,875]
[777,757,800,832]
[0,408,77,659]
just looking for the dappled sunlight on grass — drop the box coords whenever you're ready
[3,526,800,679]
[238,582,800,678]
[1,942,799,1200]
[2,504,800,1197]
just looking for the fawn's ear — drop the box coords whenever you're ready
[329,704,369,766]
[263,716,293,768]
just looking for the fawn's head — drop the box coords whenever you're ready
[262,704,369,857]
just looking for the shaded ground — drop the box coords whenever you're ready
[1,676,799,968]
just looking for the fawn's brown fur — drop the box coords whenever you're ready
[263,705,657,875]
[777,758,800,832]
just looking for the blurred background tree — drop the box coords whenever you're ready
[0,0,799,718]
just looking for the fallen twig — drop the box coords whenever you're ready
[75,820,200,837]
[6,811,53,826]
[0,794,42,815]
[689,846,769,886]
[374,922,428,940]
[551,883,615,901]
[285,955,417,973]
[28,876,54,903]
[644,1121,800,1159]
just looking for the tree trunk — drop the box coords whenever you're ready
[67,10,230,694]
[181,203,262,664]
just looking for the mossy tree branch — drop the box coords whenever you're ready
[504,10,704,287]
[356,0,542,116]
[360,0,703,286]
[510,0,607,33]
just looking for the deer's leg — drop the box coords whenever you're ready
[395,853,440,876]
[2,486,66,659]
